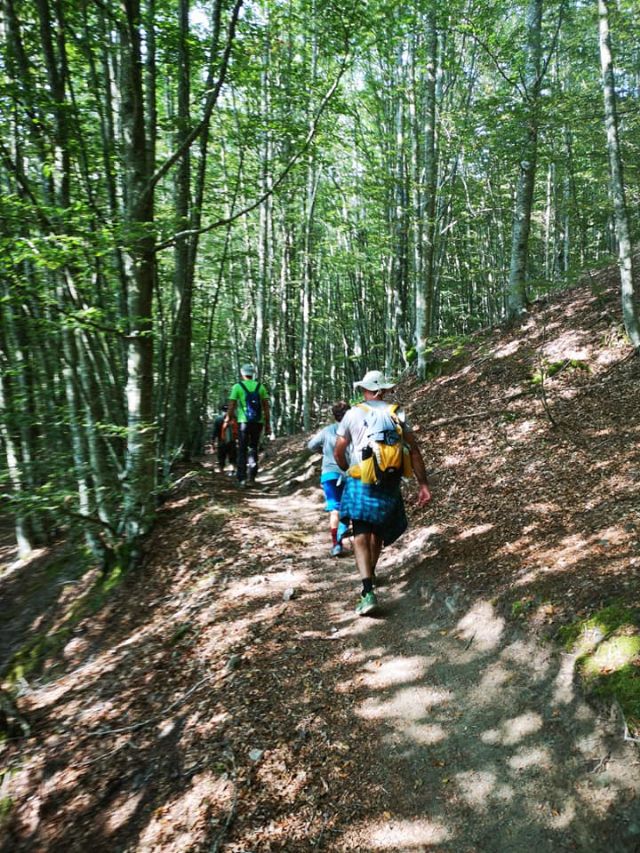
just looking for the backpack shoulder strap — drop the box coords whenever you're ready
[386,403,404,433]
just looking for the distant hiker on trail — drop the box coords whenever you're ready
[307,401,351,557]
[212,404,237,475]
[226,363,271,487]
[334,369,431,616]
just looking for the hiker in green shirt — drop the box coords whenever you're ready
[226,363,271,487]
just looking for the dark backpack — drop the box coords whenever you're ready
[239,381,262,422]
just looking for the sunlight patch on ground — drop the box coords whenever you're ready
[360,655,431,688]
[468,662,513,706]
[492,340,522,359]
[456,600,505,652]
[137,773,230,851]
[381,525,440,569]
[531,525,628,576]
[540,329,590,362]
[103,791,144,833]
[397,720,447,745]
[524,500,558,515]
[223,568,306,602]
[442,453,463,467]
[500,639,551,676]
[507,745,552,770]
[552,652,577,705]
[358,685,453,722]
[342,816,451,849]
[458,523,494,540]
[512,419,537,439]
[547,797,577,828]
[1,545,49,576]
[455,768,497,808]
[481,711,544,746]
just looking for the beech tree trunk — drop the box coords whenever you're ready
[598,0,640,349]
[507,0,543,321]
[120,0,157,546]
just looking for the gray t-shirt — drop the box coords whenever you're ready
[307,422,343,478]
[337,400,409,461]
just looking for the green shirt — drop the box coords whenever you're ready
[229,379,269,424]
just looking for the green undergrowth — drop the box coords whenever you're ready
[406,333,475,380]
[0,794,12,832]
[3,558,127,690]
[530,358,589,385]
[558,602,640,735]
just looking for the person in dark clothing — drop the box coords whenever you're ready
[212,404,237,474]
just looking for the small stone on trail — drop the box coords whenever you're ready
[249,748,264,762]
[226,653,243,671]
[283,587,296,601]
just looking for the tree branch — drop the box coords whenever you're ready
[154,41,352,253]
[143,0,244,200]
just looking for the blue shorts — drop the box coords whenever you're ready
[321,478,344,512]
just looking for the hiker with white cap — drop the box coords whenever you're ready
[226,363,271,486]
[334,369,431,615]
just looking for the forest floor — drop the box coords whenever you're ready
[3,271,640,851]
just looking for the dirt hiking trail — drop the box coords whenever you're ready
[2,460,640,852]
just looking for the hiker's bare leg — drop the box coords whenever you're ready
[369,534,383,572]
[329,509,339,529]
[353,532,375,580]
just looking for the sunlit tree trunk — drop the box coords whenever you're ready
[598,0,640,349]
[120,0,157,546]
[507,0,543,321]
[416,9,437,379]
[166,0,192,460]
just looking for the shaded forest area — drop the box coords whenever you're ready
[2,0,640,570]
[1,271,640,851]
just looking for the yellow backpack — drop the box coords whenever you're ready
[348,403,413,486]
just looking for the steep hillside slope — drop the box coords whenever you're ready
[401,268,639,629]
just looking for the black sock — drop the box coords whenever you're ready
[362,578,374,595]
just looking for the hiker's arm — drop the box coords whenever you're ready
[404,429,431,506]
[307,428,325,451]
[334,435,350,471]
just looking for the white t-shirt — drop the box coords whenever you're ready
[337,400,409,460]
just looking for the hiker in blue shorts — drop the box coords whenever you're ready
[334,370,431,616]
[307,401,351,557]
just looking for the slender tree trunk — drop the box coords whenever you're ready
[166,0,192,459]
[598,0,640,349]
[120,0,157,546]
[507,0,543,321]
[416,10,437,378]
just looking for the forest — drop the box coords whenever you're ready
[1,0,640,566]
[3,1,640,850]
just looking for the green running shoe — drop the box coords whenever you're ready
[355,590,379,616]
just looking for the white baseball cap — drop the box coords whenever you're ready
[240,363,257,377]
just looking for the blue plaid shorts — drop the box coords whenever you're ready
[339,476,407,546]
